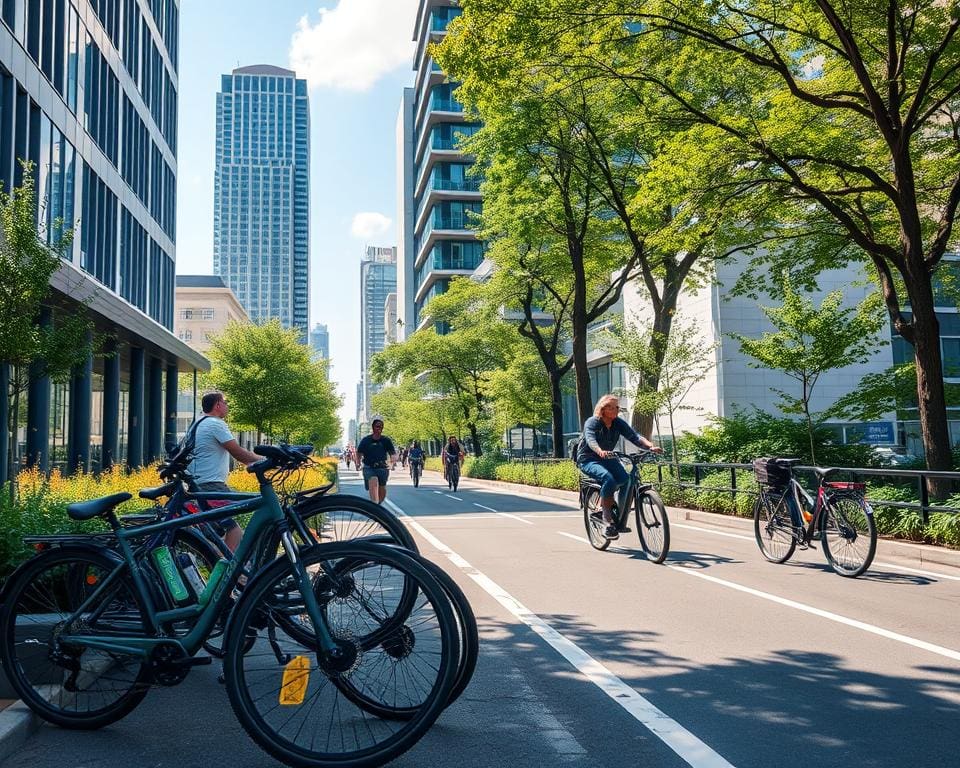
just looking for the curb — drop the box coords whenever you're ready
[439,471,960,574]
[0,701,38,763]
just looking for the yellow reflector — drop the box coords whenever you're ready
[279,655,311,706]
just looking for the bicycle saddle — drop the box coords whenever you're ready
[138,480,179,500]
[67,492,133,521]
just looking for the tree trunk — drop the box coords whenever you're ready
[634,303,675,438]
[550,372,566,457]
[909,289,953,496]
[468,422,482,457]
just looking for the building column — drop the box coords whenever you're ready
[146,357,163,463]
[25,308,51,470]
[67,333,93,474]
[101,343,120,470]
[164,363,178,451]
[127,347,144,468]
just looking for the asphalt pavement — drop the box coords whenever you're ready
[4,466,959,767]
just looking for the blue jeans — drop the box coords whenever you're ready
[579,458,628,501]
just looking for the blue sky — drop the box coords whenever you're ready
[176,0,420,439]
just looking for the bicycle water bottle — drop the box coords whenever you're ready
[151,546,190,604]
[177,552,207,600]
[198,560,229,606]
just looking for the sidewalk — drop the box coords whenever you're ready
[435,471,960,573]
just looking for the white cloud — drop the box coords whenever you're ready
[351,212,392,239]
[290,0,418,91]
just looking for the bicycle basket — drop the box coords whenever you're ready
[753,457,793,488]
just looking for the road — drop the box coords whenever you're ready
[6,467,960,767]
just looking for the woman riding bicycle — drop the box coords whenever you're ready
[576,394,661,540]
[443,436,464,482]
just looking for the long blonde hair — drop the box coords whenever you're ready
[593,394,620,419]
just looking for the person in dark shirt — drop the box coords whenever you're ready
[577,394,661,539]
[356,418,397,504]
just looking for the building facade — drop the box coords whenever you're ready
[398,1,483,335]
[309,322,329,361]
[360,246,396,423]
[174,275,249,355]
[0,0,206,476]
[213,64,310,339]
[384,292,398,345]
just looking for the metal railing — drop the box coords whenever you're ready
[506,457,960,525]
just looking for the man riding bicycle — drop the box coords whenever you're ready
[408,441,425,472]
[442,436,464,482]
[576,394,661,540]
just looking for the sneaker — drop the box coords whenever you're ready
[603,524,620,540]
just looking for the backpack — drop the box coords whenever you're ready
[569,437,583,464]
[167,415,210,464]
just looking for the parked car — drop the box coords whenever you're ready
[871,446,919,466]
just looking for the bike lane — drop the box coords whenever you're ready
[379,471,960,768]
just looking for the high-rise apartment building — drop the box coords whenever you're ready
[214,65,310,339]
[0,0,206,476]
[360,246,397,423]
[398,1,483,335]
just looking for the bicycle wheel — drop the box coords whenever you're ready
[223,541,457,768]
[635,489,670,564]
[582,487,611,551]
[821,495,877,577]
[295,494,418,553]
[450,463,460,492]
[0,546,151,729]
[412,464,420,487]
[753,496,797,564]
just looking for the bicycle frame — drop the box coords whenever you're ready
[56,479,337,661]
[579,453,652,524]
[765,475,870,543]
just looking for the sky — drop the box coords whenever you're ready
[175,0,420,440]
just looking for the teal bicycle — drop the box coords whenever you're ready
[0,445,459,767]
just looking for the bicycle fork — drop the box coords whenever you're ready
[279,531,340,662]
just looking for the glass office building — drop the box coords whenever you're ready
[0,0,207,476]
[360,246,397,424]
[214,65,310,339]
[397,1,482,334]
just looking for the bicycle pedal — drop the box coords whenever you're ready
[170,655,213,668]
[619,527,632,534]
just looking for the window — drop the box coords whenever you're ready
[201,308,214,320]
[179,308,193,320]
[178,329,192,341]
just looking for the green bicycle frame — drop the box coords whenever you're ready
[57,478,337,659]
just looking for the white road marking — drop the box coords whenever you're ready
[385,499,737,768]
[406,515,500,522]
[522,513,581,519]
[473,503,498,512]
[558,531,590,545]
[665,565,960,663]
[674,523,960,581]
[433,491,443,495]
[498,512,534,525]
[446,494,463,501]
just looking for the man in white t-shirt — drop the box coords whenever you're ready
[189,391,260,551]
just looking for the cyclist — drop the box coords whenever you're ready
[408,441,425,472]
[576,394,661,540]
[443,436,465,483]
[357,418,396,504]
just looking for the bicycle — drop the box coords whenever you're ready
[752,457,878,578]
[579,450,670,562]
[443,457,461,492]
[409,459,423,488]
[0,445,460,767]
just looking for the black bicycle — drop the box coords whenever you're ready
[445,458,460,492]
[753,457,877,577]
[578,451,670,562]
[410,458,423,488]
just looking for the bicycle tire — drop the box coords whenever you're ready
[294,494,418,553]
[753,496,797,564]
[635,489,670,563]
[582,487,611,551]
[450,463,460,492]
[223,541,458,768]
[412,463,420,487]
[0,546,151,729]
[821,494,877,577]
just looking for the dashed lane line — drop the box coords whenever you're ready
[386,499,737,768]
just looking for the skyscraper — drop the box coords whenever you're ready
[214,65,310,338]
[360,246,397,423]
[310,323,330,361]
[398,1,483,335]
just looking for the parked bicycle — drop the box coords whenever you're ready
[752,457,877,577]
[0,444,462,767]
[579,450,670,562]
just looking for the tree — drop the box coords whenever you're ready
[544,0,960,476]
[437,2,750,436]
[732,275,886,464]
[0,164,93,482]
[205,320,339,445]
[371,379,464,447]
[600,317,718,464]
